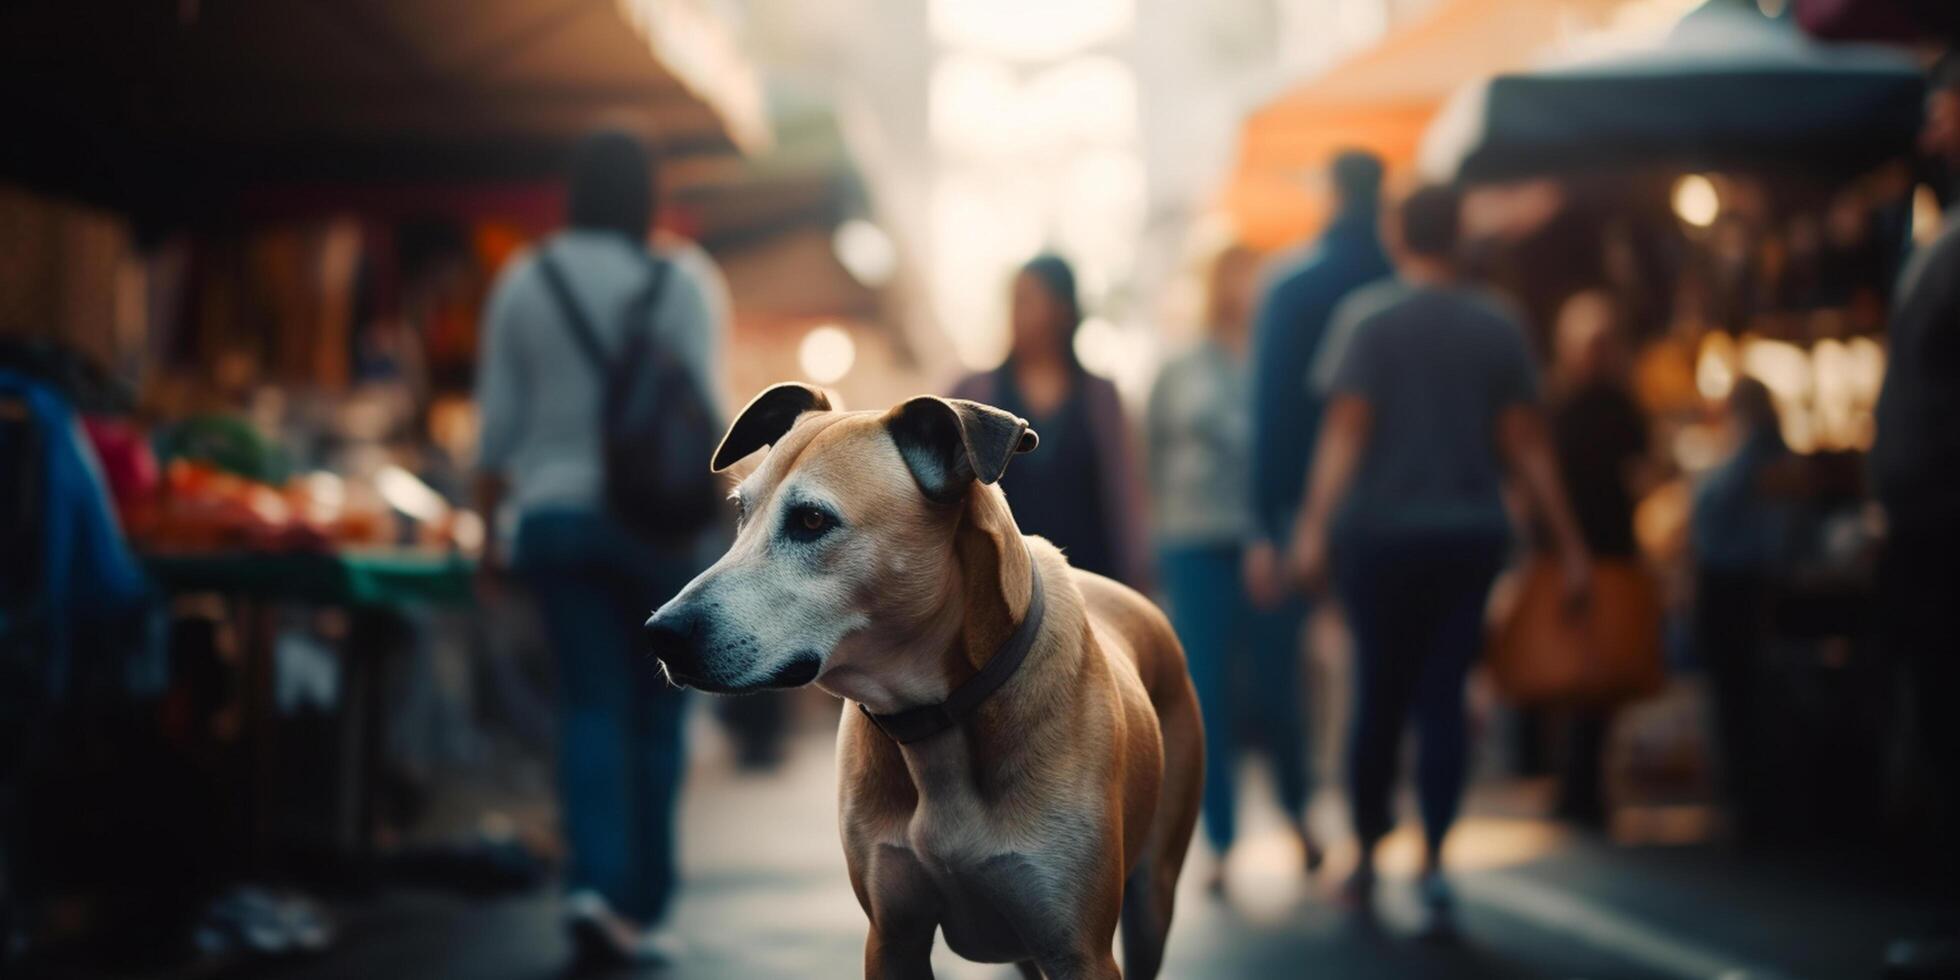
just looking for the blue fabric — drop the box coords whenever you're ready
[1335,531,1503,853]
[515,509,693,924]
[1690,430,1793,573]
[0,370,147,699]
[1247,210,1391,543]
[1158,543,1310,855]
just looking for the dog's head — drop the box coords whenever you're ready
[644,383,1037,695]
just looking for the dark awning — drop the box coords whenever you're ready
[0,0,765,223]
[1421,2,1925,183]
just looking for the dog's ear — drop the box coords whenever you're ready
[884,396,1039,502]
[712,383,832,471]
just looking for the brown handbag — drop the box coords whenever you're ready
[1488,557,1666,707]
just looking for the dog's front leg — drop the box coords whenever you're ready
[864,923,937,980]
[1030,948,1120,980]
[857,842,941,980]
[1022,896,1122,980]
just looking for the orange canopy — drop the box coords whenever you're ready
[1225,0,1625,250]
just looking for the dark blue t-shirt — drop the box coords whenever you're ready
[1313,281,1540,544]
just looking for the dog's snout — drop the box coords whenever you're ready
[644,607,698,652]
[644,607,705,681]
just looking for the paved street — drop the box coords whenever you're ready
[262,718,1951,980]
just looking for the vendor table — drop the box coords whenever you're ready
[145,550,474,608]
[143,549,475,873]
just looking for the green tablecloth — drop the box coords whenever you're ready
[144,550,475,608]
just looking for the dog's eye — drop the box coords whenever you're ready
[784,505,837,542]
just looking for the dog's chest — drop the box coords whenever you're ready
[888,830,1065,963]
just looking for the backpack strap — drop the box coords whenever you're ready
[536,245,674,375]
[622,250,674,349]
[536,250,610,376]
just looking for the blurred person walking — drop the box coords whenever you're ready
[1876,54,1960,871]
[1874,55,1960,977]
[1289,185,1591,937]
[1233,150,1389,885]
[1147,245,1320,896]
[952,254,1149,588]
[473,131,724,967]
[1244,151,1391,614]
[1545,291,1652,827]
[1689,376,1792,845]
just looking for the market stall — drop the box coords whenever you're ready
[0,1,768,966]
[1420,0,1924,181]
[1417,1,1927,842]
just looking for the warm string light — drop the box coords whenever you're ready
[798,325,857,385]
[1672,174,1719,228]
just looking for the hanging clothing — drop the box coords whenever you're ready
[0,369,148,700]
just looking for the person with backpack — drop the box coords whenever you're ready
[473,130,725,967]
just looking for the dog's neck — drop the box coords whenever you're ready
[817,485,1034,717]
[949,486,1033,673]
[887,486,1054,799]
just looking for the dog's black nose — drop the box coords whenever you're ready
[644,608,705,681]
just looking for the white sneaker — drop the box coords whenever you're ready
[634,926,686,965]
[564,890,673,967]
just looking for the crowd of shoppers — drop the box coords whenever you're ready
[1144,157,1598,935]
[1133,124,1958,936]
[469,66,1960,962]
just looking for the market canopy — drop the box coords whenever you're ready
[1420,1,1925,183]
[0,0,766,223]
[1223,0,1625,249]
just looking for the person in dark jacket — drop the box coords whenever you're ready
[951,254,1149,589]
[1873,53,1960,886]
[1244,151,1393,606]
[1228,154,1390,887]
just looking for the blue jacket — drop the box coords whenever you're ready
[1248,209,1392,542]
[0,370,148,698]
[1691,428,1793,574]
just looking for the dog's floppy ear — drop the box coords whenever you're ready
[884,396,1039,502]
[712,383,832,471]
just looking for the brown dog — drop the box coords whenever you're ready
[644,383,1203,979]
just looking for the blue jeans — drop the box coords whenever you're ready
[1335,531,1503,855]
[1159,543,1312,856]
[516,510,693,925]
